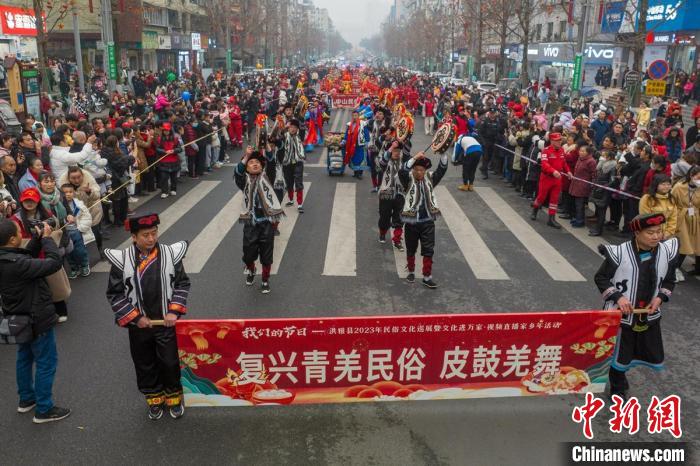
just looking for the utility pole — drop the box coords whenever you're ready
[72,3,85,92]
[450,0,455,75]
[572,0,590,96]
[100,0,116,92]
[476,0,482,79]
[226,21,232,74]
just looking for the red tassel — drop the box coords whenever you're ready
[119,0,125,13]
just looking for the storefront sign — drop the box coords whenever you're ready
[176,310,621,408]
[528,43,617,64]
[191,32,201,51]
[646,80,667,96]
[0,6,43,36]
[572,53,582,91]
[622,0,698,33]
[158,34,171,50]
[107,42,117,80]
[141,31,159,50]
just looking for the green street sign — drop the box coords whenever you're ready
[572,53,583,91]
[107,42,117,80]
[226,49,232,72]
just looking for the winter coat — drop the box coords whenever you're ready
[57,169,102,226]
[589,159,617,207]
[569,154,597,198]
[103,146,134,201]
[0,237,63,335]
[671,181,700,255]
[639,194,678,238]
[66,197,95,244]
[49,143,95,180]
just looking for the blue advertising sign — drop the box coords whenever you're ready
[644,0,699,33]
[601,1,626,34]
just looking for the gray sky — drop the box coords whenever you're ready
[312,0,393,47]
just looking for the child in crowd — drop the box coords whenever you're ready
[60,183,93,278]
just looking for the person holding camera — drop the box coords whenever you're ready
[0,217,71,423]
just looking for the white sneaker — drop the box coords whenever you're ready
[214,162,223,168]
[675,269,685,282]
[170,191,177,196]
[57,316,68,323]
[160,193,169,199]
[128,197,139,203]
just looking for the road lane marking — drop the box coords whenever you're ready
[435,186,509,280]
[92,181,221,272]
[474,187,586,282]
[255,182,311,275]
[323,183,356,276]
[184,191,243,273]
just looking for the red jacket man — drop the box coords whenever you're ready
[531,132,571,228]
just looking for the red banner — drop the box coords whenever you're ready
[0,6,44,36]
[333,94,360,108]
[176,311,621,407]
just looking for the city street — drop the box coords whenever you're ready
[1,110,697,465]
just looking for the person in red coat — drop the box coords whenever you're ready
[642,155,671,194]
[568,144,597,227]
[227,98,243,148]
[155,123,181,198]
[531,132,571,228]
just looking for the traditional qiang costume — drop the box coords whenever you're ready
[275,119,306,211]
[104,213,190,419]
[594,213,678,398]
[378,141,408,250]
[367,108,389,190]
[343,113,371,178]
[234,151,285,292]
[398,154,449,287]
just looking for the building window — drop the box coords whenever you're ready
[536,24,542,41]
[546,22,553,40]
[559,20,567,35]
[143,5,168,27]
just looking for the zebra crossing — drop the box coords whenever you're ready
[91,173,597,283]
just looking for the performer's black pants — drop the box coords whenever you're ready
[368,151,381,186]
[242,222,275,266]
[283,162,304,192]
[462,151,482,184]
[128,326,182,402]
[405,221,435,258]
[378,197,403,232]
[608,367,629,394]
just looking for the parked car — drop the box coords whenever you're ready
[0,99,21,136]
[474,82,498,93]
[498,78,523,92]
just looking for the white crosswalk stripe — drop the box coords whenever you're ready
[184,191,243,273]
[92,181,221,273]
[474,187,586,282]
[435,186,509,280]
[92,169,593,283]
[255,182,311,275]
[323,183,357,276]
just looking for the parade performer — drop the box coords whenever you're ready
[594,213,678,400]
[343,110,370,179]
[453,130,483,192]
[304,100,320,152]
[227,97,243,148]
[368,107,389,192]
[378,140,407,250]
[275,119,306,212]
[104,213,190,420]
[234,146,284,294]
[398,151,448,289]
[530,132,571,229]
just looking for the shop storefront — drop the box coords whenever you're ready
[156,34,175,71]
[527,42,622,86]
[632,0,700,73]
[170,33,191,76]
[0,5,38,60]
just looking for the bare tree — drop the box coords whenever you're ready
[26,0,72,92]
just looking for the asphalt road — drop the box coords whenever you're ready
[0,110,697,465]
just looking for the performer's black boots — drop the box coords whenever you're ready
[547,214,562,229]
[530,206,539,221]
